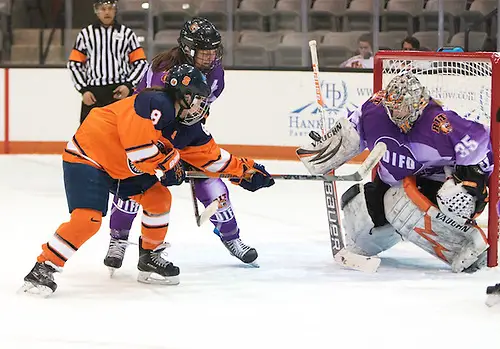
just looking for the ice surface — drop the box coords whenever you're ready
[0,155,499,349]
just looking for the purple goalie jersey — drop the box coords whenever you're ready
[348,92,493,185]
[134,61,225,104]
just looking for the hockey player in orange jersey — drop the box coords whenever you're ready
[20,64,274,297]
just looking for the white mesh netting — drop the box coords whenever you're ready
[381,59,492,128]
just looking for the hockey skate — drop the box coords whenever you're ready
[103,230,130,276]
[486,283,500,307]
[137,237,180,285]
[218,230,258,266]
[19,261,60,297]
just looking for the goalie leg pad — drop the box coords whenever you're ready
[297,117,361,175]
[342,184,402,256]
[384,178,489,272]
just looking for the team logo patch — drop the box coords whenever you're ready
[182,76,191,86]
[189,22,200,32]
[432,113,453,134]
[170,78,178,86]
[216,194,228,209]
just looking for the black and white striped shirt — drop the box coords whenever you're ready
[67,22,148,92]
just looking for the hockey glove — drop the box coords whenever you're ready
[452,165,489,215]
[160,161,186,187]
[230,159,275,192]
[155,142,185,187]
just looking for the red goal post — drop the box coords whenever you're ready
[373,51,500,267]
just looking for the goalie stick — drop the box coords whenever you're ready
[308,40,381,273]
[184,143,386,182]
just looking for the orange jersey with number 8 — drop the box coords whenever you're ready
[63,91,252,180]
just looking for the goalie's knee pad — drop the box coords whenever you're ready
[384,177,489,272]
[342,183,401,256]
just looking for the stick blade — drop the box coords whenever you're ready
[197,200,219,226]
[486,294,500,307]
[334,248,381,273]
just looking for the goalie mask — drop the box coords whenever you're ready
[165,64,211,126]
[382,72,429,133]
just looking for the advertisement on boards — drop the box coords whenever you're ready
[207,71,374,147]
[287,72,373,139]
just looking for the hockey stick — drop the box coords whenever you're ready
[190,180,219,227]
[185,143,386,182]
[308,40,381,273]
[154,168,217,227]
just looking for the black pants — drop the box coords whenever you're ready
[343,175,443,228]
[63,161,157,216]
[80,84,132,123]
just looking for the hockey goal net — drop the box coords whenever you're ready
[373,51,500,267]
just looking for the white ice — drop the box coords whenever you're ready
[0,155,499,349]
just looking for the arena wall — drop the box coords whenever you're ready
[0,68,374,162]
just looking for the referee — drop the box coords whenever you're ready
[67,0,148,123]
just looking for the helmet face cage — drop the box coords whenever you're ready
[177,94,210,126]
[165,64,211,126]
[178,18,223,72]
[382,73,429,133]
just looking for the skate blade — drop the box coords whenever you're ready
[17,281,54,298]
[137,271,180,285]
[107,267,117,278]
[231,255,259,268]
[246,262,260,268]
[485,294,500,308]
[334,249,381,273]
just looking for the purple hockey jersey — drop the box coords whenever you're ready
[348,91,493,185]
[134,61,225,104]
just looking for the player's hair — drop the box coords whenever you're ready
[401,36,421,50]
[139,86,176,102]
[141,86,167,93]
[150,47,187,74]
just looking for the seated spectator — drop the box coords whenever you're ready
[401,36,420,50]
[340,33,373,68]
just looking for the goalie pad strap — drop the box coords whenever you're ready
[296,117,361,175]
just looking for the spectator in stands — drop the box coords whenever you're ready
[340,33,373,68]
[401,36,421,50]
[67,0,148,123]
[482,37,496,52]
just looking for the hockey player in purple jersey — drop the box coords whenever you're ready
[298,72,491,272]
[104,18,259,273]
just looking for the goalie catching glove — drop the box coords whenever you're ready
[296,117,361,175]
[230,159,275,192]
